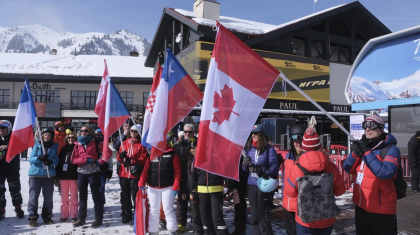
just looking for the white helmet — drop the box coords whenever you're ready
[131,124,142,133]
[0,120,12,134]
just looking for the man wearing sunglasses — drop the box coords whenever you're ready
[407,131,420,195]
[173,124,203,234]
[344,115,400,235]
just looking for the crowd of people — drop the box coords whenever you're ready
[0,114,416,235]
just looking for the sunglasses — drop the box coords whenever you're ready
[80,129,89,133]
[130,130,138,133]
[184,131,194,134]
[0,126,7,130]
[67,136,76,139]
[362,121,382,130]
[291,134,303,141]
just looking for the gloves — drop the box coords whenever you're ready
[173,190,179,196]
[248,165,263,175]
[123,160,130,167]
[242,156,252,168]
[139,186,146,190]
[189,190,198,203]
[107,170,113,181]
[37,154,49,162]
[413,161,419,168]
[119,151,127,160]
[44,159,53,166]
[87,159,94,164]
[351,140,370,157]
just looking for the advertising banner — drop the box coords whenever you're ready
[350,114,365,140]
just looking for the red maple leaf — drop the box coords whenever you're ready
[212,84,239,125]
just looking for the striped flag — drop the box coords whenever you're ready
[95,60,110,116]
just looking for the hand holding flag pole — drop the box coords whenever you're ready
[34,117,50,178]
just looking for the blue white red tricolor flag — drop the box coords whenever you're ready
[95,60,110,116]
[6,79,37,162]
[195,22,280,180]
[98,79,131,161]
[141,63,162,150]
[146,49,203,159]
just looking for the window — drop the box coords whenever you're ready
[0,89,10,104]
[71,91,98,109]
[32,90,60,102]
[143,92,149,107]
[120,91,134,109]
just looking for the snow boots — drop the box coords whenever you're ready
[28,214,38,227]
[91,219,103,228]
[41,207,54,224]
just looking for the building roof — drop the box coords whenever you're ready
[0,53,154,78]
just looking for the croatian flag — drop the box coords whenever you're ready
[141,63,163,150]
[95,60,110,116]
[100,79,131,161]
[146,49,203,159]
[195,22,280,180]
[6,79,37,162]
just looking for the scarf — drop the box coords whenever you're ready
[252,140,258,147]
[361,133,387,149]
[78,135,94,145]
[43,141,53,148]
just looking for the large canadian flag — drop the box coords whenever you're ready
[195,22,280,180]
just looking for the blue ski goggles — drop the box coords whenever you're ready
[291,133,303,141]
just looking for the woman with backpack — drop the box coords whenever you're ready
[284,128,346,235]
[242,124,279,235]
[71,125,111,228]
[27,128,59,227]
[117,124,148,224]
[56,131,79,224]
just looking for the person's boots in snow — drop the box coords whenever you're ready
[28,214,38,227]
[41,207,54,224]
[73,218,86,227]
[121,210,132,224]
[91,219,103,228]
[15,206,24,219]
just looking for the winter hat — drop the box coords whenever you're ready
[416,131,420,137]
[131,124,142,133]
[302,128,321,151]
[65,129,73,134]
[364,115,385,131]
[178,131,184,138]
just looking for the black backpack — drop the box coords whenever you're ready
[380,144,407,200]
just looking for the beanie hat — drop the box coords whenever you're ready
[302,128,321,151]
[178,131,184,138]
[65,129,73,134]
[95,129,102,133]
[131,124,142,133]
[364,115,385,131]
[416,131,420,137]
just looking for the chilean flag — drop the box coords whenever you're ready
[100,79,131,162]
[141,63,162,150]
[6,79,36,162]
[146,49,203,159]
[195,22,280,180]
[95,60,110,116]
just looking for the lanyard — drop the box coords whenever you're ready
[255,149,260,164]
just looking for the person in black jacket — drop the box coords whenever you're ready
[0,120,24,220]
[407,131,420,194]
[190,138,229,235]
[56,132,79,223]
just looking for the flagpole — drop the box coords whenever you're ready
[279,72,354,140]
[35,117,50,178]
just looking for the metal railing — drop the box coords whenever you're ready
[0,102,19,109]
[61,103,144,112]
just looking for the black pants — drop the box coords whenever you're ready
[410,165,420,190]
[0,170,22,209]
[176,190,204,233]
[283,207,297,235]
[176,191,188,226]
[77,172,103,220]
[233,185,247,234]
[198,192,229,235]
[119,177,139,215]
[355,205,397,235]
[248,184,273,235]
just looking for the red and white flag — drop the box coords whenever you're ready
[195,22,280,180]
[95,60,110,116]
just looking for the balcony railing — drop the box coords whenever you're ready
[0,102,19,109]
[61,103,144,112]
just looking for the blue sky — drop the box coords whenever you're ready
[1,0,420,41]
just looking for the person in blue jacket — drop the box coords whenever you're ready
[242,124,279,235]
[28,127,59,227]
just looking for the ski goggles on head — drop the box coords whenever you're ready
[362,121,382,130]
[291,133,303,141]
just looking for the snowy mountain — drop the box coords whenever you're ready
[0,24,151,56]
[347,76,395,103]
[379,69,420,97]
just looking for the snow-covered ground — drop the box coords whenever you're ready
[2,154,354,235]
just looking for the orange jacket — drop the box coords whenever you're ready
[282,158,298,212]
[54,131,67,153]
[117,138,148,178]
[285,150,346,228]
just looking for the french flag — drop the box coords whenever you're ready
[94,60,110,116]
[141,63,162,150]
[100,79,131,162]
[146,49,203,159]
[6,79,37,162]
[195,22,280,180]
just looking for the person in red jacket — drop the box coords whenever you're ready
[117,124,148,224]
[54,121,67,153]
[284,128,346,235]
[138,145,181,235]
[343,115,400,235]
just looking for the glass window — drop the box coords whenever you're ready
[0,89,9,104]
[143,92,149,107]
[70,91,98,105]
[120,91,134,106]
[32,90,60,103]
